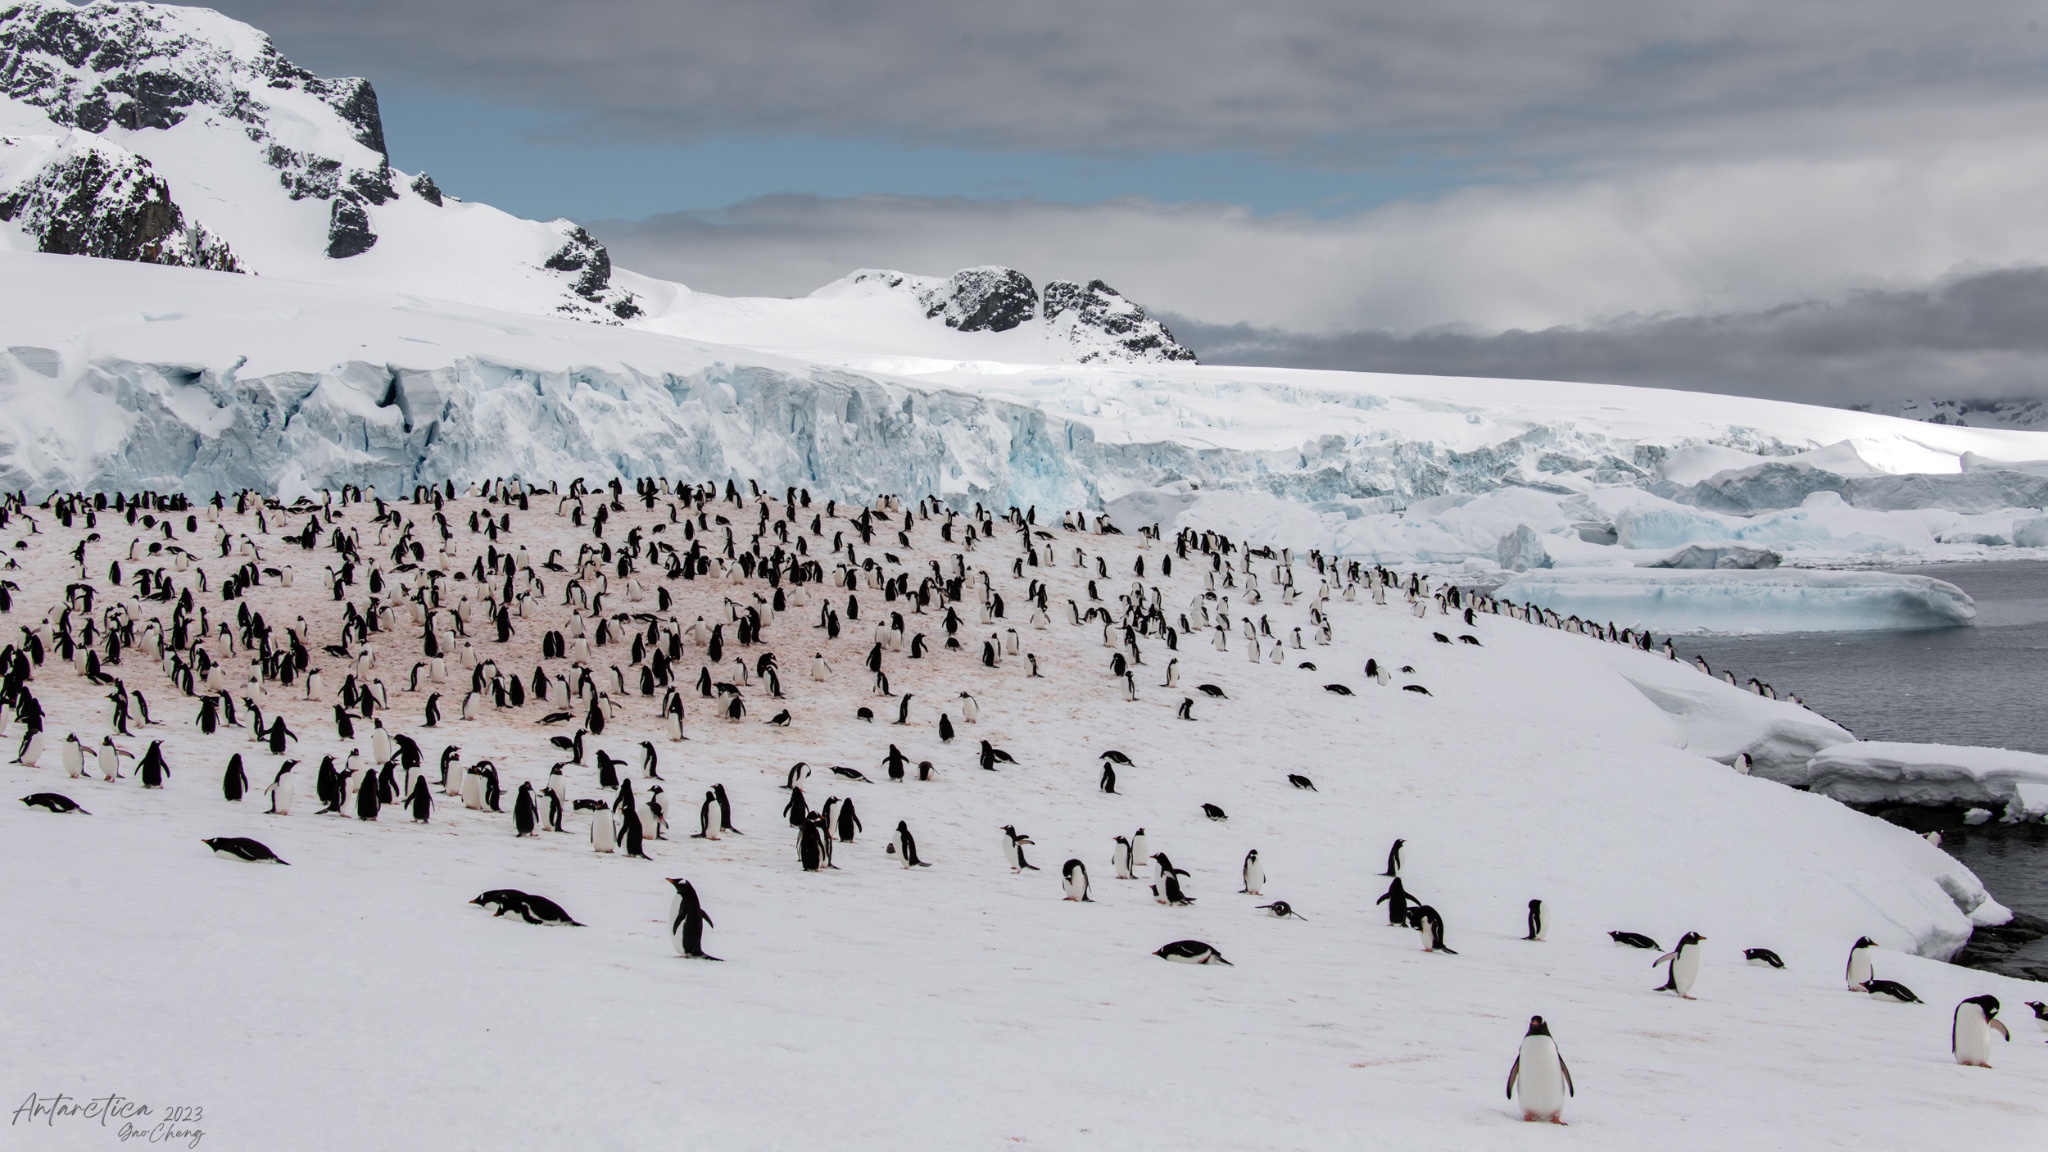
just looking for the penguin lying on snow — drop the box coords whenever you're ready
[1609,930,1660,950]
[1195,684,1227,698]
[1856,979,1921,1004]
[1744,948,1786,968]
[21,793,88,814]
[203,836,288,864]
[1201,803,1227,821]
[470,889,583,926]
[1322,683,1352,695]
[1286,774,1316,790]
[1257,901,1305,919]
[1155,939,1231,965]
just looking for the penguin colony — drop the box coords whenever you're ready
[1,479,2038,1129]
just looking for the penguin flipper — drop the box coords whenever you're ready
[1506,1055,1521,1100]
[1559,1055,1574,1096]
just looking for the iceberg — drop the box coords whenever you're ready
[1495,568,1978,633]
[1804,742,2048,822]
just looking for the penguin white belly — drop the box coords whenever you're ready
[1845,953,1872,990]
[1670,946,1702,996]
[461,773,484,810]
[1514,1036,1568,1120]
[592,809,616,853]
[273,777,295,815]
[1244,861,1265,895]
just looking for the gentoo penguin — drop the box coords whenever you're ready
[1845,936,1878,990]
[1257,901,1305,919]
[1952,996,2011,1067]
[1163,657,1179,687]
[61,733,85,778]
[2021,1000,2048,1032]
[1376,878,1414,925]
[17,729,45,768]
[1111,836,1137,879]
[938,713,954,742]
[514,782,537,835]
[591,803,617,853]
[1240,849,1265,895]
[836,797,862,841]
[891,820,930,867]
[693,789,720,839]
[264,762,296,815]
[666,878,720,959]
[405,772,433,822]
[1062,859,1093,901]
[1412,905,1456,953]
[1609,931,1660,950]
[203,836,288,864]
[1099,761,1117,794]
[477,892,583,926]
[713,782,739,833]
[1131,828,1150,864]
[1524,899,1545,942]
[1744,948,1786,968]
[1653,931,1706,998]
[1287,773,1316,790]
[798,815,826,871]
[1001,825,1040,872]
[20,793,88,814]
[959,692,979,723]
[222,753,248,801]
[1857,978,1921,1003]
[1505,1016,1574,1124]
[1153,940,1231,965]
[355,769,381,820]
[1152,854,1194,905]
[1201,803,1227,821]
[136,740,165,787]
[616,781,650,858]
[1383,838,1404,877]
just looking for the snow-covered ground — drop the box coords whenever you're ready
[3,488,2042,1150]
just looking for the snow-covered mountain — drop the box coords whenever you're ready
[0,0,1193,363]
[1849,397,2048,431]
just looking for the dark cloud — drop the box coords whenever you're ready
[213,1,2048,160]
[1173,266,2048,404]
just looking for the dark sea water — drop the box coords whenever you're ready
[1679,560,2048,980]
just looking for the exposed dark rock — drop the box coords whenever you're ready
[917,267,1036,332]
[305,75,386,158]
[346,164,396,206]
[410,171,443,206]
[0,137,238,270]
[544,225,612,299]
[1043,279,1197,363]
[325,194,375,259]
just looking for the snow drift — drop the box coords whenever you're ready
[1805,742,2048,820]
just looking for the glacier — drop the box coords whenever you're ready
[1494,569,1979,634]
[1803,742,2048,821]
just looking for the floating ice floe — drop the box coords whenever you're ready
[1495,568,1977,634]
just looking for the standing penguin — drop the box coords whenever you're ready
[713,783,740,834]
[1131,828,1150,864]
[405,771,433,822]
[1383,837,1404,877]
[264,761,297,815]
[1845,936,1878,990]
[1505,1016,1574,1124]
[1099,761,1117,794]
[1001,825,1040,872]
[1524,899,1546,942]
[1376,877,1414,926]
[666,878,720,960]
[137,741,167,788]
[514,781,538,836]
[1413,905,1457,954]
[1111,836,1137,879]
[1952,996,2011,1067]
[355,767,381,820]
[1654,932,1706,998]
[1240,849,1265,895]
[835,797,861,842]
[1152,854,1194,905]
[591,803,616,853]
[1062,859,1093,901]
[693,789,720,839]
[892,820,930,867]
[222,753,248,802]
[798,815,826,871]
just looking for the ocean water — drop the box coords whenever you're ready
[1679,560,2048,980]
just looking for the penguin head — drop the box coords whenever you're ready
[1964,994,2002,1019]
[1678,931,1706,946]
[1525,1016,1552,1036]
[1851,936,1878,950]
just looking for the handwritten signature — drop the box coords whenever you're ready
[11,1094,204,1147]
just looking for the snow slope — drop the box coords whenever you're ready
[2,487,2041,1150]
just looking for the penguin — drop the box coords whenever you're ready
[2024,1000,2048,1032]
[17,729,45,769]
[1857,978,1921,1003]
[1524,899,1545,942]
[1111,836,1137,879]
[938,713,954,742]
[1162,657,1179,687]
[1201,803,1227,821]
[1153,854,1194,905]
[1153,940,1231,965]
[514,781,537,836]
[136,740,166,788]
[423,692,441,727]
[482,892,584,927]
[1654,931,1706,998]
[405,772,433,822]
[1505,1016,1574,1124]
[1286,773,1316,790]
[835,797,861,841]
[20,792,88,814]
[1240,849,1264,895]
[666,878,720,959]
[203,836,288,864]
[1062,858,1093,901]
[1412,905,1456,953]
[891,820,929,867]
[591,803,616,853]
[264,761,296,815]
[222,753,248,802]
[1375,878,1414,925]
[355,766,381,820]
[1099,761,1117,794]
[1001,825,1039,872]
[1845,936,1878,990]
[1383,837,1404,877]
[1744,948,1786,968]
[959,692,979,723]
[894,693,913,725]
[1257,901,1305,919]
[693,789,720,839]
[1609,931,1660,950]
[1952,995,2010,1067]
[1132,828,1150,863]
[713,782,740,833]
